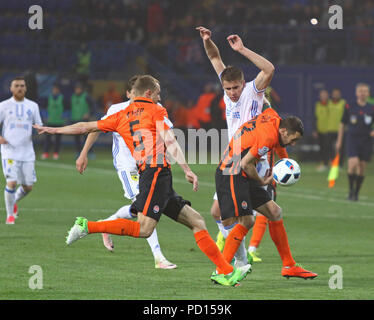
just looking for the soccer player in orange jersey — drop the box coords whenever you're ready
[34,75,251,286]
[215,107,317,279]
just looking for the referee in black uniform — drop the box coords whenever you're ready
[336,83,374,201]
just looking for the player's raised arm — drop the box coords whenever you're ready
[33,121,100,135]
[196,26,226,76]
[227,34,275,91]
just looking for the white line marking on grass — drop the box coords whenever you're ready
[37,161,374,207]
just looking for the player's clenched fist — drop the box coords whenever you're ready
[227,35,244,52]
[196,26,211,41]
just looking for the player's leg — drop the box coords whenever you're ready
[354,159,367,201]
[221,215,254,268]
[255,200,317,279]
[174,204,250,283]
[53,134,62,160]
[210,198,228,251]
[347,156,359,200]
[42,133,51,159]
[247,163,274,262]
[13,161,37,219]
[2,159,20,224]
[248,212,268,262]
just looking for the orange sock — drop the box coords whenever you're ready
[222,224,249,267]
[87,219,140,237]
[249,214,268,248]
[268,219,295,267]
[194,229,233,275]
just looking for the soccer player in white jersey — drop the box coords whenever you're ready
[197,27,318,279]
[197,26,274,268]
[0,77,43,224]
[75,75,177,269]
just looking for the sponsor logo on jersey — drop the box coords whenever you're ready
[258,146,270,156]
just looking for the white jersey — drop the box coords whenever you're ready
[0,97,42,161]
[103,100,136,171]
[222,79,265,141]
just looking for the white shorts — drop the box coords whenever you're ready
[117,168,139,201]
[1,159,37,185]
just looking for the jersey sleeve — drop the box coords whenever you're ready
[341,104,350,124]
[33,103,43,126]
[275,145,288,159]
[97,111,120,133]
[153,107,173,131]
[249,126,276,159]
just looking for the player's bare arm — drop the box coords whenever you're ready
[335,122,345,154]
[196,26,225,76]
[33,121,100,135]
[0,136,8,144]
[76,131,101,174]
[162,129,199,191]
[227,34,275,91]
[240,152,273,186]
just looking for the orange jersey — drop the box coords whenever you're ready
[268,145,289,168]
[97,97,173,172]
[219,108,282,175]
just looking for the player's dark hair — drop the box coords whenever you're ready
[10,76,26,85]
[132,75,159,96]
[280,116,304,136]
[220,66,244,83]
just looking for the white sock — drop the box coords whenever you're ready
[105,205,132,221]
[216,220,229,238]
[248,246,257,253]
[225,223,248,264]
[146,228,163,260]
[15,186,27,203]
[4,187,16,217]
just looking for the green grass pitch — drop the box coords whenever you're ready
[1,148,373,300]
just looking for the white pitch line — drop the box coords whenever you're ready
[36,161,374,207]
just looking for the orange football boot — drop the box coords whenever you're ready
[282,264,318,279]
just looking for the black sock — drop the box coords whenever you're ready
[355,175,364,195]
[348,174,357,194]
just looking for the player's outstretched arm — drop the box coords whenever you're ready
[227,34,275,91]
[241,152,273,186]
[33,121,100,135]
[162,129,198,191]
[196,26,225,76]
[76,131,101,174]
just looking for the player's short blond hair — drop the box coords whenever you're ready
[220,66,244,83]
[132,75,159,96]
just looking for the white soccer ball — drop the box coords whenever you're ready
[272,158,301,186]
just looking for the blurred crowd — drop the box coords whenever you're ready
[1,0,374,74]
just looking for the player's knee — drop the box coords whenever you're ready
[191,214,207,233]
[6,181,17,189]
[139,225,155,238]
[239,215,254,230]
[270,205,282,221]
